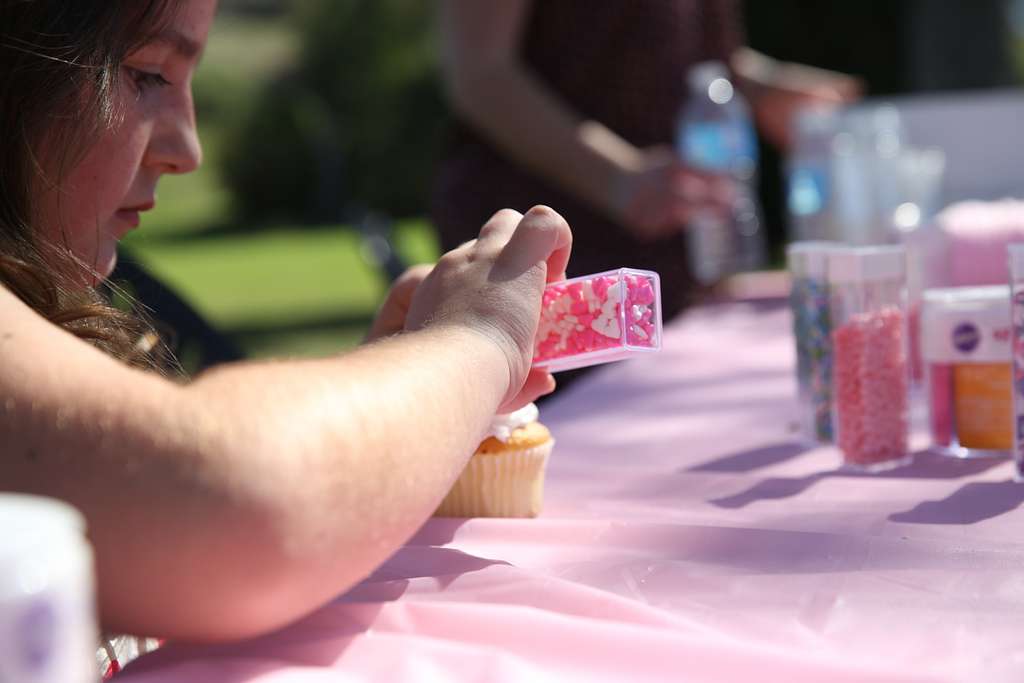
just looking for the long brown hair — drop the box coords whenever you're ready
[0,1,182,369]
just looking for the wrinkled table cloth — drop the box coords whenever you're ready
[118,300,1024,683]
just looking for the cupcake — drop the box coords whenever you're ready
[434,403,554,518]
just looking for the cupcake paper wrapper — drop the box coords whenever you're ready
[435,441,553,518]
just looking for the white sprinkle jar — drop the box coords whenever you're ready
[923,286,1013,458]
[0,495,98,683]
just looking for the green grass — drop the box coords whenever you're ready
[128,229,385,328]
[125,222,438,329]
[123,220,439,358]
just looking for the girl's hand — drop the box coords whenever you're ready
[365,265,433,343]
[404,206,572,411]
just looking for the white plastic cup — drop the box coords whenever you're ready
[0,494,98,683]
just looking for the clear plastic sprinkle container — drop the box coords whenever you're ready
[0,494,98,683]
[829,245,911,470]
[923,286,1013,459]
[788,241,841,443]
[1008,245,1024,480]
[533,268,662,373]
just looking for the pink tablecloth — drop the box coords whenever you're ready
[118,302,1024,683]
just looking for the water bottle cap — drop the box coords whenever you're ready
[688,61,731,96]
[828,245,906,284]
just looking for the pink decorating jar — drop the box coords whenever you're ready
[828,246,911,471]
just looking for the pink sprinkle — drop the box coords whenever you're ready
[533,271,659,364]
[832,307,908,466]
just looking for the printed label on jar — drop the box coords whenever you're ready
[953,362,1014,450]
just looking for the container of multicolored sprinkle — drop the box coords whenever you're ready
[829,245,910,471]
[532,268,662,372]
[788,241,841,444]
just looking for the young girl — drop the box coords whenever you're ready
[1,0,571,653]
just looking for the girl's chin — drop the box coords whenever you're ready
[93,238,119,276]
[99,251,118,279]
[76,247,118,288]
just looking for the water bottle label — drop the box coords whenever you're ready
[788,166,829,216]
[682,122,757,175]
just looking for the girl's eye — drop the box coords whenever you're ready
[126,67,171,93]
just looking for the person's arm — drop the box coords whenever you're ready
[731,47,862,150]
[438,0,731,240]
[1,206,569,642]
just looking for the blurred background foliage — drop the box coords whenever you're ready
[222,0,446,225]
[121,0,445,367]
[119,0,1024,373]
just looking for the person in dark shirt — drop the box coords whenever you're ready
[432,0,860,324]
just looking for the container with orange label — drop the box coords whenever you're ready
[922,285,1013,458]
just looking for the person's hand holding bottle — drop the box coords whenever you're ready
[610,146,735,243]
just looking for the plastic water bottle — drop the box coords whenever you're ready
[676,61,764,284]
[787,108,841,242]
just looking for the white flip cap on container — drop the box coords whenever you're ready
[687,60,730,91]
[827,245,906,284]
[786,241,842,279]
[0,494,90,598]
[921,285,1011,363]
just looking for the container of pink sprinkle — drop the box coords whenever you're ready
[829,246,911,471]
[532,268,662,372]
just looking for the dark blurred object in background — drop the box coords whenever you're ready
[218,0,1020,257]
[218,0,292,17]
[106,250,246,374]
[745,0,1016,95]
[222,0,445,227]
[744,0,1017,258]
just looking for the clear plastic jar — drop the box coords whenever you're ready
[0,495,98,683]
[829,246,910,470]
[1008,245,1024,480]
[922,286,1013,459]
[788,241,840,443]
[532,268,662,373]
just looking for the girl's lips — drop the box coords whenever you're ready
[115,202,154,230]
[115,209,141,228]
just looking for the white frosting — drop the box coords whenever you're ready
[486,403,539,442]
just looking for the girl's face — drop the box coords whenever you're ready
[38,0,217,283]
